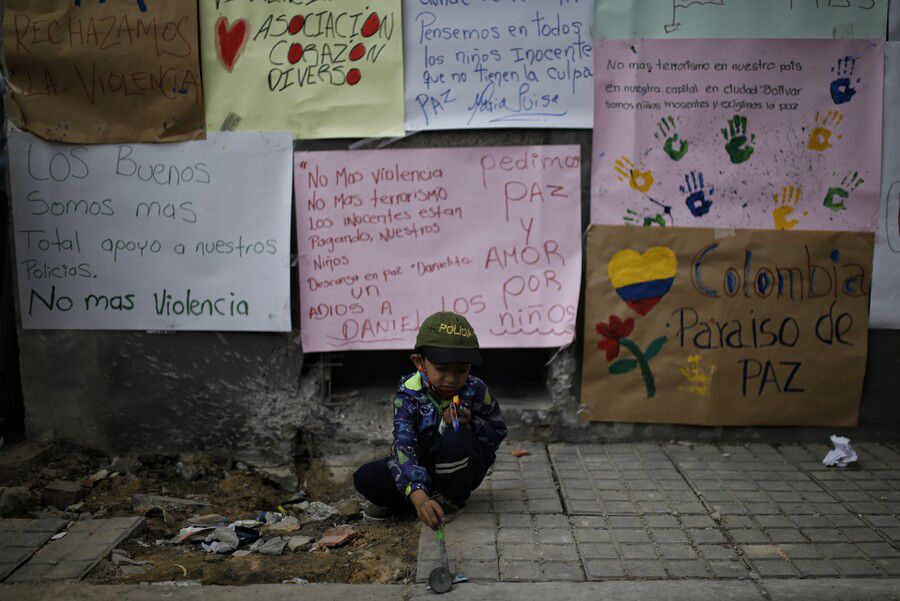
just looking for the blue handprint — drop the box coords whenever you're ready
[830,56,859,105]
[680,171,714,217]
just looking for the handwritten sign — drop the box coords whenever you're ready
[581,225,873,426]
[871,42,900,328]
[8,130,293,331]
[590,39,884,231]
[3,0,205,143]
[294,146,582,351]
[404,0,593,130]
[594,0,889,39]
[200,0,404,139]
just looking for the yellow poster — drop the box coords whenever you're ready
[200,0,404,139]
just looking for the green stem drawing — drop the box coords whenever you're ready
[619,338,656,398]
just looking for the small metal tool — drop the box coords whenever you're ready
[427,527,454,594]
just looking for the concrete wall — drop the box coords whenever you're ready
[12,130,900,469]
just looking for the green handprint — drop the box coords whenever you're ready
[823,170,864,211]
[721,114,755,164]
[654,115,689,161]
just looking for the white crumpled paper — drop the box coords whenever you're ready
[823,435,858,468]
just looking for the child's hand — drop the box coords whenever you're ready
[442,406,471,426]
[410,489,444,529]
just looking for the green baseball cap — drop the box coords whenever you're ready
[415,311,482,366]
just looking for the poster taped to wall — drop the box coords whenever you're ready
[403,0,594,130]
[295,146,583,352]
[581,225,873,426]
[591,39,884,231]
[871,42,900,328]
[594,0,889,40]
[2,0,205,144]
[200,0,404,139]
[8,130,293,331]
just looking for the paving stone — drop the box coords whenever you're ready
[497,542,540,561]
[874,558,900,575]
[699,544,739,560]
[778,544,821,559]
[453,559,498,581]
[624,559,668,578]
[858,542,900,557]
[498,514,531,529]
[709,560,751,578]
[658,544,699,559]
[835,559,885,576]
[651,528,689,543]
[577,542,619,559]
[574,528,611,543]
[816,543,866,558]
[6,517,145,583]
[751,558,800,577]
[666,559,711,578]
[541,544,579,562]
[541,561,584,581]
[611,529,650,543]
[766,528,808,543]
[728,529,769,544]
[792,559,840,576]
[688,528,726,544]
[584,559,625,579]
[619,544,658,559]
[537,528,573,545]
[500,560,542,582]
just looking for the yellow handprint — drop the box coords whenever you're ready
[772,185,807,230]
[614,156,654,193]
[807,110,844,152]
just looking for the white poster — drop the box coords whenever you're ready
[871,42,900,329]
[403,0,593,131]
[8,130,293,331]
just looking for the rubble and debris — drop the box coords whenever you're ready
[66,501,87,513]
[0,486,34,517]
[335,499,361,518]
[109,457,142,475]
[263,515,301,535]
[175,454,213,482]
[258,466,299,492]
[824,435,859,467]
[510,449,531,458]
[258,537,287,556]
[43,481,86,510]
[287,535,314,552]
[202,527,240,554]
[283,577,309,584]
[166,526,218,545]
[319,526,358,548]
[303,501,338,522]
[132,494,209,512]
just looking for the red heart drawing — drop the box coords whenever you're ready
[216,16,249,72]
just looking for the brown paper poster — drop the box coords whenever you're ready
[581,225,874,426]
[3,0,205,143]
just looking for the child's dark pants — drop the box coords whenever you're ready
[353,424,492,510]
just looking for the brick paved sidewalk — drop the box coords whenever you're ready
[416,441,900,583]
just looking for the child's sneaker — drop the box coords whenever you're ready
[432,493,462,522]
[362,502,393,520]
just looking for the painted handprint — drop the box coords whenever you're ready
[624,209,667,227]
[721,115,755,164]
[680,171,714,217]
[807,110,845,152]
[614,156,654,193]
[823,171,864,211]
[654,116,689,161]
[830,56,859,105]
[772,184,806,231]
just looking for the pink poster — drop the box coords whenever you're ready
[591,39,884,232]
[295,146,583,352]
